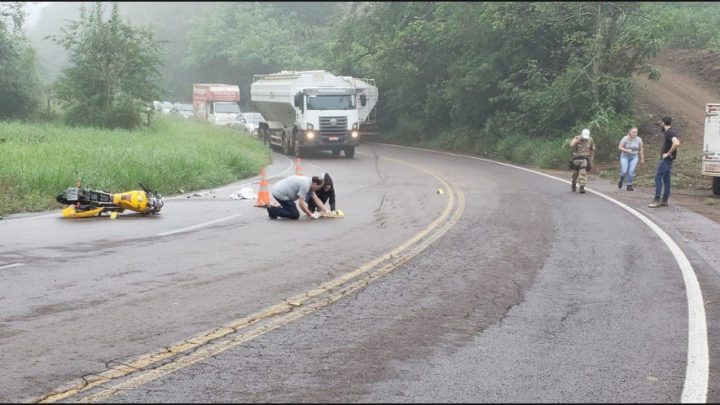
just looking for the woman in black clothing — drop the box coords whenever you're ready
[307,172,336,212]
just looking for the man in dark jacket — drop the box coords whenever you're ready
[307,172,336,212]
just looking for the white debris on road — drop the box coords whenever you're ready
[229,187,257,200]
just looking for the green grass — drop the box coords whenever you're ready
[384,128,570,170]
[0,116,270,215]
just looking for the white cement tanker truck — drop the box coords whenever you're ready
[251,70,375,158]
[342,76,379,135]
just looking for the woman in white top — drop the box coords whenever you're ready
[617,127,644,191]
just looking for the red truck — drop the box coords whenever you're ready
[192,84,241,126]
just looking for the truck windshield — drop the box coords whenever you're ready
[306,95,354,110]
[214,102,240,113]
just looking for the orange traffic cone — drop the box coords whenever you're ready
[255,168,271,208]
[295,158,303,175]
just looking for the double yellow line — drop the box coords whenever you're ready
[35,156,465,403]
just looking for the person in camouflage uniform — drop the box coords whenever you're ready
[569,128,596,194]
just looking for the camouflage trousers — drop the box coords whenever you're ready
[571,158,588,186]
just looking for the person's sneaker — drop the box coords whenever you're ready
[571,182,576,192]
[648,199,661,208]
[579,186,585,194]
[267,208,278,219]
[626,185,634,191]
[618,179,623,189]
[661,199,668,206]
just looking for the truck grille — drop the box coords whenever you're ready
[319,116,347,135]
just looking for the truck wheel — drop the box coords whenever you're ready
[293,139,302,157]
[260,128,270,147]
[282,133,291,155]
[344,147,355,159]
[713,177,720,195]
[332,149,341,156]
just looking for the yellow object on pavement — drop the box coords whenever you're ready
[61,205,104,218]
[320,209,345,218]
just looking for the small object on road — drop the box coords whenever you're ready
[320,209,344,218]
[230,187,258,200]
[437,188,444,195]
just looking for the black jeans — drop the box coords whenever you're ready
[306,194,329,212]
[267,197,299,219]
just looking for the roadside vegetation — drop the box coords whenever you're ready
[0,117,269,216]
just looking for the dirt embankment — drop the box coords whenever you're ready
[601,48,720,222]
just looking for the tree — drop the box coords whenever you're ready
[50,2,163,129]
[184,2,343,109]
[329,1,665,157]
[0,2,41,119]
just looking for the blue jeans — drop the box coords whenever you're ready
[619,153,639,185]
[267,197,299,219]
[654,158,673,201]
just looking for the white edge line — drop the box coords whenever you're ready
[0,263,25,270]
[371,142,708,403]
[157,214,244,237]
[3,213,57,222]
[165,152,296,200]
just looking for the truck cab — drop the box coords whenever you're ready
[293,89,361,158]
[207,101,241,126]
[192,84,241,127]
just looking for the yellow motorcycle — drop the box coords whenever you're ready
[56,183,164,218]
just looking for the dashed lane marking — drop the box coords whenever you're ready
[0,262,25,270]
[156,214,244,236]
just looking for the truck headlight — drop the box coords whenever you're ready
[307,123,314,130]
[351,131,359,138]
[352,122,359,130]
[306,132,315,139]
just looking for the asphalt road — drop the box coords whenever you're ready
[0,143,717,402]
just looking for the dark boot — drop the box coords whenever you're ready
[626,185,634,191]
[618,178,623,189]
[579,186,585,194]
[571,182,576,192]
[661,198,668,206]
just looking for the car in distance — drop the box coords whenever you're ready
[233,112,265,136]
[153,101,173,114]
[171,103,194,119]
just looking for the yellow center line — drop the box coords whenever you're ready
[35,156,463,403]
[79,178,466,404]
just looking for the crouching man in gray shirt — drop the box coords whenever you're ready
[267,175,326,219]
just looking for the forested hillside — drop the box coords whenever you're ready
[21,1,720,165]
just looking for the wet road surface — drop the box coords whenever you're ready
[1,143,717,402]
